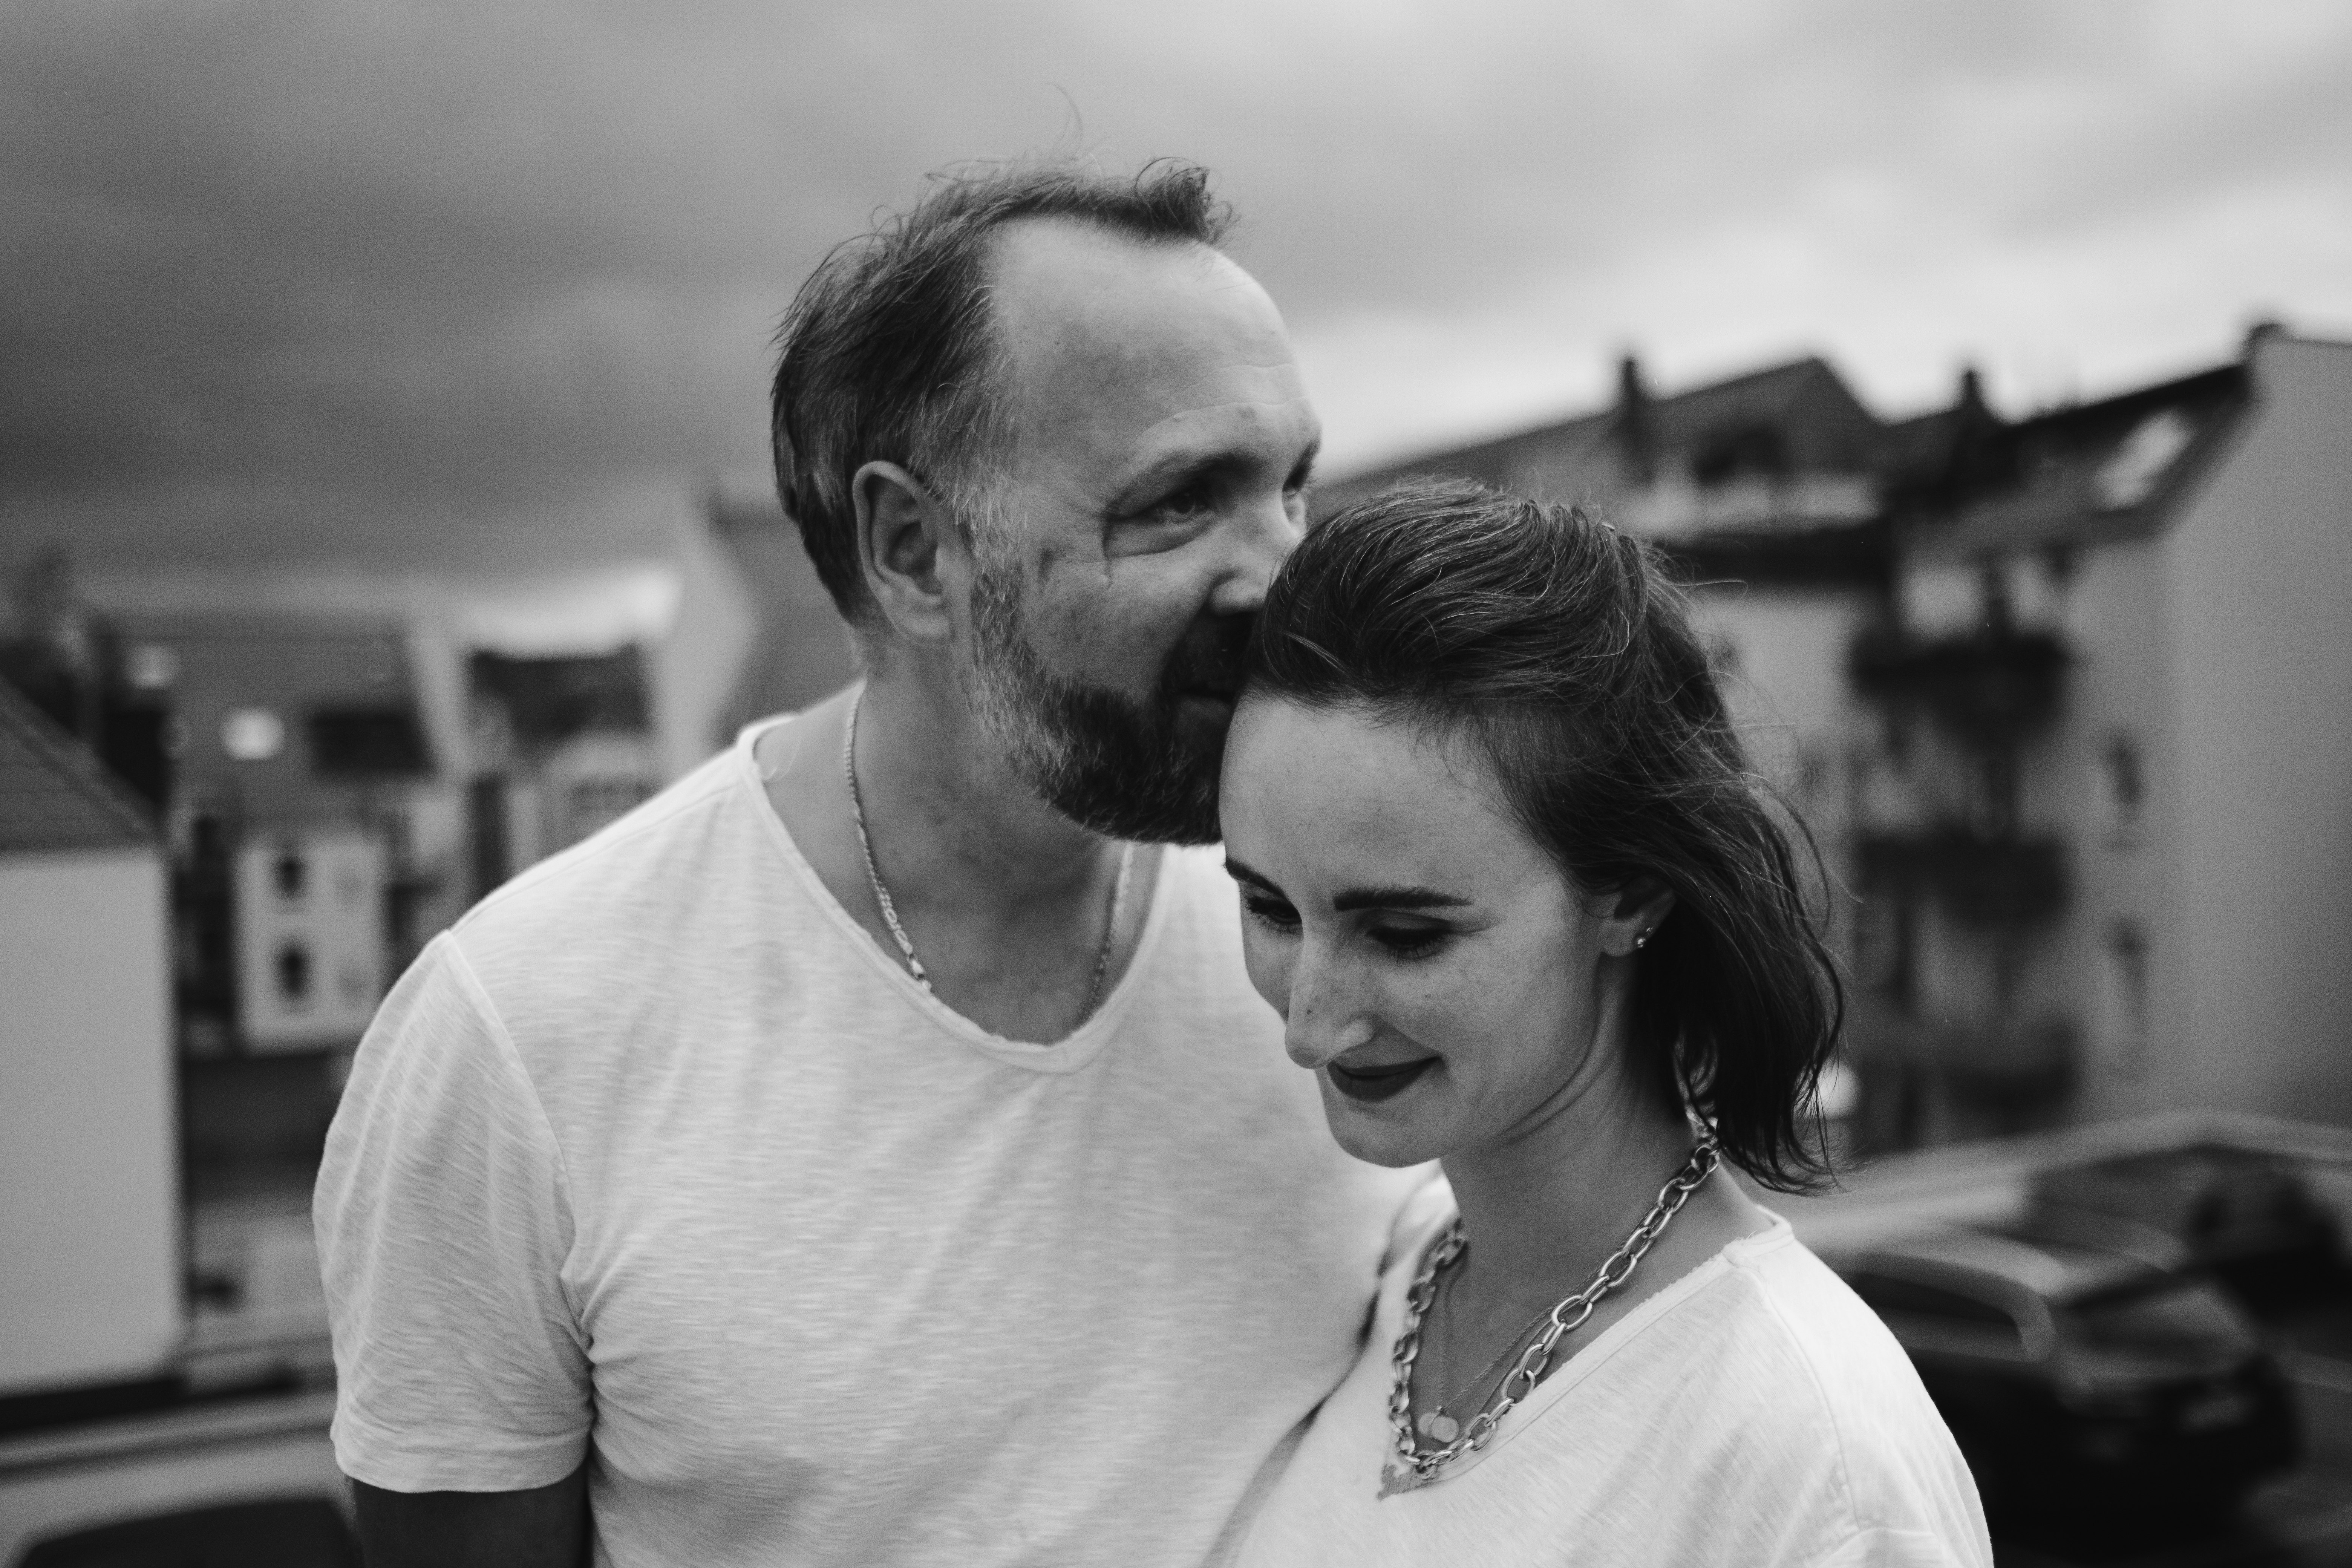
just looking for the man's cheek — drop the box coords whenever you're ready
[1046,586,1198,682]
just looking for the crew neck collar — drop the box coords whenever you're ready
[729,713,1176,1075]
[1383,1197,1795,1485]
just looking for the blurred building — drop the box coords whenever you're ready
[1325,326,2352,1143]
[464,645,660,898]
[1862,327,2352,1137]
[0,488,858,1539]
[657,485,859,778]
[100,613,451,1060]
[0,683,176,1408]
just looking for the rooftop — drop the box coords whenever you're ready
[105,611,435,822]
[1908,359,2251,561]
[0,679,154,855]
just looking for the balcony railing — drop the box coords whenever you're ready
[1847,625,2071,746]
[1860,826,2071,927]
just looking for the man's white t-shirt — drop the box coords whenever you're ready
[1233,1181,1994,1568]
[315,717,1418,1568]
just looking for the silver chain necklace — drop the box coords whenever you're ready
[1380,1134,1722,1497]
[841,688,1133,1021]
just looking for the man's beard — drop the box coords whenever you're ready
[966,560,1247,846]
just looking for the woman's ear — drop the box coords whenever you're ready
[853,461,959,646]
[1603,876,1678,957]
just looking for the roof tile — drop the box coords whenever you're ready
[0,681,155,854]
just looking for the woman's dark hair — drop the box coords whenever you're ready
[1248,479,1844,1191]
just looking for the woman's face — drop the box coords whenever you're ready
[1220,695,1647,1168]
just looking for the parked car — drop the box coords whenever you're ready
[1838,1225,2299,1520]
[2030,1144,2342,1304]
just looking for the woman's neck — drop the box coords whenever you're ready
[1441,1082,1700,1291]
[1429,1072,1769,1388]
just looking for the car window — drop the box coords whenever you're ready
[2065,1282,2256,1359]
[1851,1273,2029,1357]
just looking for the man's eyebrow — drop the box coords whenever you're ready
[1332,886,1472,913]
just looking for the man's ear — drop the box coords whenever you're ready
[853,461,957,646]
[1602,875,1678,958]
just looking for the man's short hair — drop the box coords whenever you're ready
[770,158,1236,632]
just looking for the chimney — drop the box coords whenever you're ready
[1956,365,1984,413]
[1615,352,1654,485]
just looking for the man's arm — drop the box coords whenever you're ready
[352,1464,589,1568]
[319,939,596,1557]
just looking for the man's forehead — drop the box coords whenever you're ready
[984,220,1309,479]
[987,217,1256,332]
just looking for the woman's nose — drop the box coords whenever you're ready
[1282,951,1374,1070]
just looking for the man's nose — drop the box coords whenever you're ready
[1207,491,1304,620]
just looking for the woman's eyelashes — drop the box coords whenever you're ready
[1240,891,1453,962]
[1367,923,1450,960]
[1242,892,1300,934]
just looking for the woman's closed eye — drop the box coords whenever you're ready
[1366,922,1450,960]
[1242,892,1300,934]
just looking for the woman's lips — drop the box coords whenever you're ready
[1325,1057,1438,1104]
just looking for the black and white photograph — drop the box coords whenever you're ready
[3,3,2350,1564]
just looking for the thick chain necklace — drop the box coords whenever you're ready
[1379,1134,1722,1497]
[841,688,1133,1020]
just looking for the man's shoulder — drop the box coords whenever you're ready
[456,746,755,955]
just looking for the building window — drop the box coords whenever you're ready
[2102,732,2144,845]
[275,940,313,1007]
[468,774,511,902]
[309,703,432,778]
[2099,919,2150,1075]
[272,844,307,904]
[1977,560,2013,632]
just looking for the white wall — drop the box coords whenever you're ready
[2043,539,2180,1120]
[2164,336,2352,1125]
[648,508,760,783]
[0,849,179,1395]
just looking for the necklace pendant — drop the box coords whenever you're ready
[1377,1459,1425,1499]
[1416,1411,1459,1443]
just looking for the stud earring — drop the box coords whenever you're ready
[1632,929,1652,951]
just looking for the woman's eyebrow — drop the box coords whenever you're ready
[1332,886,1472,913]
[1223,857,1280,893]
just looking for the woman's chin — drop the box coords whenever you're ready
[1318,1083,1444,1168]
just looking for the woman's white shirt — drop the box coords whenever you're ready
[1232,1179,1994,1568]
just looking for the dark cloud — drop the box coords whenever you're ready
[2,0,2346,582]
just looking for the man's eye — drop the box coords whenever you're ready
[1151,485,1214,521]
[1242,894,1300,933]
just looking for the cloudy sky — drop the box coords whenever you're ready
[4,0,2348,592]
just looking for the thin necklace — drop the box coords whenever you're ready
[1415,1253,1548,1446]
[841,688,1134,1020]
[1380,1135,1722,1497]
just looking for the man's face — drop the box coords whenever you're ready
[956,220,1319,845]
